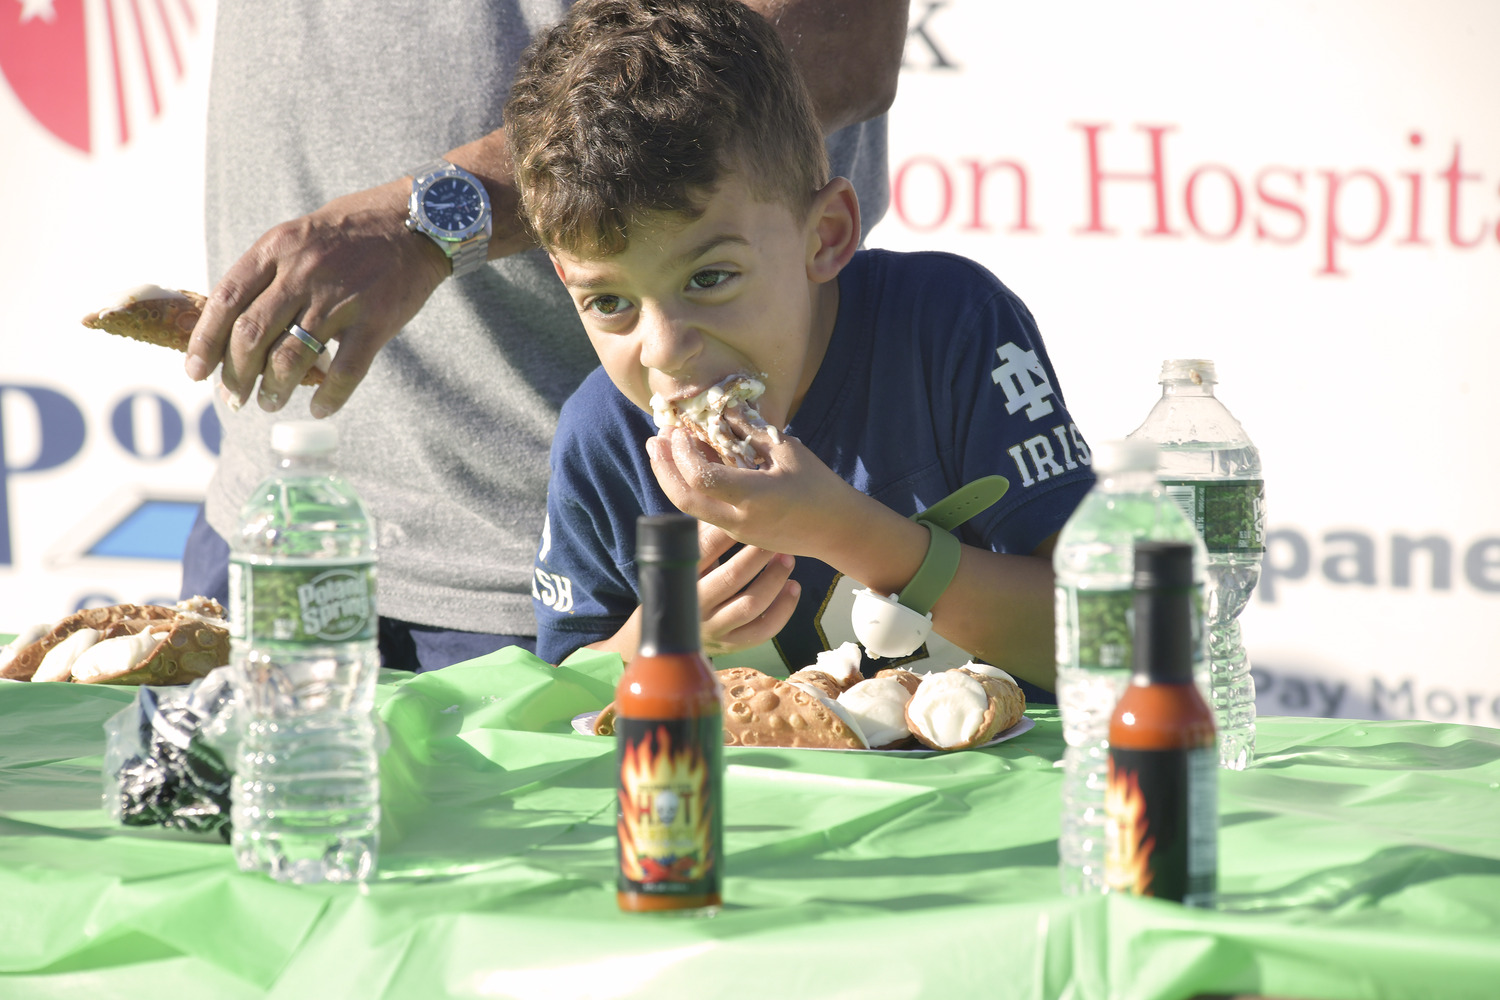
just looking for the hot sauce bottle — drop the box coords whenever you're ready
[1105,541,1218,906]
[616,515,724,914]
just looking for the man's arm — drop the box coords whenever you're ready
[185,2,911,417]
[747,0,909,132]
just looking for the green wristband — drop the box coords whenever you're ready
[894,475,1010,617]
[897,520,962,616]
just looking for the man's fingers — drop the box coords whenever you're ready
[187,267,275,386]
[224,291,304,398]
[256,315,335,412]
[305,324,381,418]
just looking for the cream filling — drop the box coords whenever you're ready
[116,283,190,304]
[906,670,989,748]
[838,677,912,748]
[793,683,869,749]
[32,628,103,683]
[812,641,864,688]
[70,629,165,682]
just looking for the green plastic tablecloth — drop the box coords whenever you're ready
[2,644,1498,1000]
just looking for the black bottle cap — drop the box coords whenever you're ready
[636,514,699,565]
[1134,540,1195,591]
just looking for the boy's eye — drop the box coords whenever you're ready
[587,294,630,316]
[688,268,734,291]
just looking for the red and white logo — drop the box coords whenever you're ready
[0,0,200,153]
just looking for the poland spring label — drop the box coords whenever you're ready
[1160,480,1266,554]
[1057,586,1204,672]
[1056,587,1135,670]
[228,559,376,643]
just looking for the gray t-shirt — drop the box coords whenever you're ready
[204,0,890,636]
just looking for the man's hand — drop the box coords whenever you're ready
[184,179,450,418]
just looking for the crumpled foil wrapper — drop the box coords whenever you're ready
[104,669,240,841]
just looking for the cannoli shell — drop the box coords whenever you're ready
[905,667,1025,751]
[1,604,180,681]
[786,669,843,699]
[82,288,325,386]
[80,618,230,686]
[718,667,867,749]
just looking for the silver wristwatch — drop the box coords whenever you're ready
[406,159,493,278]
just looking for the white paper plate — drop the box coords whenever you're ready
[570,711,1034,754]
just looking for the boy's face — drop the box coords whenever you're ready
[549,174,842,430]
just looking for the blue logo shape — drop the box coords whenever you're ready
[84,499,201,560]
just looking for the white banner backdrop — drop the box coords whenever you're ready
[3,0,1497,726]
[872,0,1500,726]
[1,0,219,618]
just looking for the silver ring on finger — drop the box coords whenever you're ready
[286,322,327,355]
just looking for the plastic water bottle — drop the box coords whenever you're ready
[1129,360,1264,771]
[228,421,380,884]
[1054,438,1206,895]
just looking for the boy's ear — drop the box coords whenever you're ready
[805,176,861,283]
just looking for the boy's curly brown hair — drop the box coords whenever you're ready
[505,0,830,256]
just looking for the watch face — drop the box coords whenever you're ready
[421,176,485,234]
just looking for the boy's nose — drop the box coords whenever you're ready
[637,307,702,373]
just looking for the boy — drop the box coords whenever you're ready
[513,0,1093,694]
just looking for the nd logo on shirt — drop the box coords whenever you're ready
[992,341,1091,488]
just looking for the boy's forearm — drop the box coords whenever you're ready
[811,496,1059,690]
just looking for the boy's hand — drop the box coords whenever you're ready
[647,423,857,560]
[695,522,800,657]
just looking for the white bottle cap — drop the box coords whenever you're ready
[1091,438,1158,475]
[1159,359,1217,384]
[270,420,338,456]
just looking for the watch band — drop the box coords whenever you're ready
[912,475,1010,531]
[895,475,1011,616]
[897,521,962,616]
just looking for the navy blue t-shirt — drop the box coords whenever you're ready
[532,249,1095,688]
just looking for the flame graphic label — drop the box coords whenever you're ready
[1105,747,1217,906]
[616,716,723,898]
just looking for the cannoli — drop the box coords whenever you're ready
[1,603,180,681]
[74,618,230,685]
[719,667,867,749]
[806,641,864,690]
[837,676,917,750]
[593,702,618,737]
[650,374,782,468]
[1,600,229,684]
[903,666,1025,751]
[82,285,327,385]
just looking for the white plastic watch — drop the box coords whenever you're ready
[406,159,493,278]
